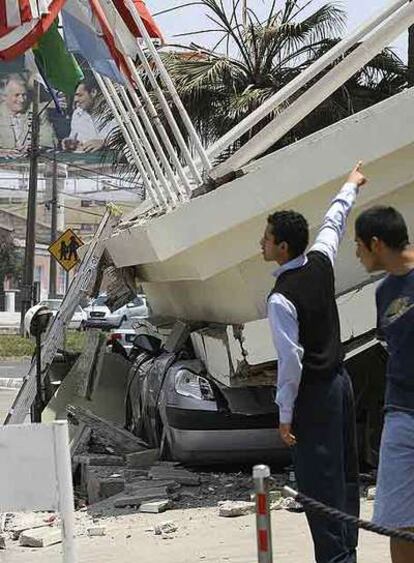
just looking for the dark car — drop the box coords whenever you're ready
[124,334,289,465]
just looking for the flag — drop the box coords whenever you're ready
[33,20,84,95]
[98,0,140,59]
[112,0,163,41]
[62,0,126,84]
[89,0,134,84]
[0,0,66,60]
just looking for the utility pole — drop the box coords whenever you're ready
[49,149,58,299]
[20,81,40,334]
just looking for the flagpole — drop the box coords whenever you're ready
[20,80,40,335]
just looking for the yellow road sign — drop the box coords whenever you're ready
[48,229,84,272]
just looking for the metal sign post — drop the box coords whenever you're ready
[253,464,273,563]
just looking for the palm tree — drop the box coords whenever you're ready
[103,0,407,176]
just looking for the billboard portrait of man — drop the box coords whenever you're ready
[0,73,55,155]
[63,77,115,153]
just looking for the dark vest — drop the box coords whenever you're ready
[270,251,344,383]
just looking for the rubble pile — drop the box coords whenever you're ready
[67,402,293,516]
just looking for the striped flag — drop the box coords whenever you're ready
[112,0,163,41]
[0,0,66,60]
[89,0,133,83]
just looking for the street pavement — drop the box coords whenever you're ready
[0,359,29,422]
[0,358,30,380]
[0,312,20,331]
[4,502,388,562]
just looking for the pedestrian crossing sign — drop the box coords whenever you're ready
[48,229,84,272]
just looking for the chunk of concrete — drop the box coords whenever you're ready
[9,513,56,540]
[126,449,159,468]
[78,454,125,467]
[139,500,171,513]
[218,501,255,518]
[154,521,177,535]
[113,487,170,508]
[126,479,179,494]
[367,486,376,501]
[87,526,106,537]
[149,467,200,486]
[99,478,125,499]
[19,527,62,548]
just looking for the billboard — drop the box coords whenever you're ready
[0,56,116,165]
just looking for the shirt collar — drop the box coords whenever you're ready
[272,253,308,280]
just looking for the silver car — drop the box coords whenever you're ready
[107,295,149,325]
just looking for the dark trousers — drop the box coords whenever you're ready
[293,368,360,563]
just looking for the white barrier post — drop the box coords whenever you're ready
[53,421,77,563]
[253,464,273,563]
[0,421,77,562]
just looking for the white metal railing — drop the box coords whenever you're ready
[96,0,413,214]
[92,0,213,212]
[210,0,414,179]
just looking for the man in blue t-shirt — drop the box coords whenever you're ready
[355,206,414,563]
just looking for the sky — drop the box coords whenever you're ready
[146,0,408,60]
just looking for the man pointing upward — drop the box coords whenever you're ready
[261,162,367,563]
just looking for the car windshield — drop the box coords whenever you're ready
[132,296,144,306]
[93,295,107,306]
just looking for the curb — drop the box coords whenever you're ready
[0,378,23,389]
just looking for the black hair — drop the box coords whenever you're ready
[77,76,98,94]
[355,206,409,251]
[267,210,309,258]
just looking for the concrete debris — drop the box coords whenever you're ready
[125,479,179,494]
[218,501,255,518]
[149,467,201,486]
[126,449,160,468]
[19,527,62,548]
[77,454,125,467]
[270,499,285,511]
[367,487,376,501]
[279,498,304,513]
[154,521,177,535]
[99,478,126,499]
[114,487,170,508]
[87,526,106,537]
[139,500,171,513]
[6,512,57,540]
[67,404,147,454]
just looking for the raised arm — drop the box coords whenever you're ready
[311,162,367,265]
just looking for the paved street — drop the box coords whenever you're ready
[0,312,20,331]
[0,358,30,380]
[4,502,388,562]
